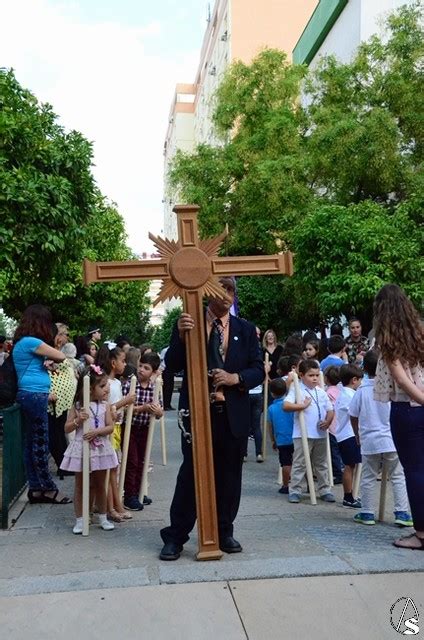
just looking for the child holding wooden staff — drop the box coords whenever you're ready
[268,378,294,494]
[96,344,135,522]
[323,365,344,484]
[121,351,163,511]
[139,376,161,503]
[349,350,412,527]
[276,354,302,383]
[284,359,335,504]
[61,365,117,534]
[334,364,363,508]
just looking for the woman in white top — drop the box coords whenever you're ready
[374,284,424,550]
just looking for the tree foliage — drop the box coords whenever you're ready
[171,49,310,256]
[150,305,182,352]
[170,4,424,335]
[305,2,423,204]
[0,69,96,276]
[290,201,423,320]
[0,70,151,340]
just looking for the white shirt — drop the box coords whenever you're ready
[249,384,263,395]
[334,387,356,442]
[284,382,332,439]
[109,378,124,421]
[349,378,395,455]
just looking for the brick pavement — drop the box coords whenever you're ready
[1,402,423,598]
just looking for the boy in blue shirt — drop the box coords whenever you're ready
[320,335,347,371]
[268,378,294,494]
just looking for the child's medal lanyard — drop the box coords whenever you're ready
[303,386,322,427]
[89,402,102,447]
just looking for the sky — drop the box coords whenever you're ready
[0,0,209,253]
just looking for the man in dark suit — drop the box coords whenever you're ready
[160,277,264,560]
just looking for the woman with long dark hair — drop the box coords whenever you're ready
[374,284,424,549]
[13,304,71,504]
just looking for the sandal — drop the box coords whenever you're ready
[41,490,72,505]
[108,510,124,523]
[118,511,133,520]
[27,490,45,504]
[393,533,424,550]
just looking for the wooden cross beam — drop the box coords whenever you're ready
[84,204,293,560]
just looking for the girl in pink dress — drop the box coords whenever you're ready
[61,365,118,534]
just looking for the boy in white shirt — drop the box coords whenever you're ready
[284,359,335,503]
[349,350,412,526]
[334,364,363,508]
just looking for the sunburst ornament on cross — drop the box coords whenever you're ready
[84,204,293,560]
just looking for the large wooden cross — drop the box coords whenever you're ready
[84,204,293,560]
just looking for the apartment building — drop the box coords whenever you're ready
[293,0,414,68]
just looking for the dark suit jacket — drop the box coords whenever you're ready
[165,314,264,438]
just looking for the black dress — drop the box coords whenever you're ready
[264,344,284,379]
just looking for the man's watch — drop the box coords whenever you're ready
[238,373,245,386]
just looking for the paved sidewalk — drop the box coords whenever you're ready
[1,402,423,600]
[2,573,423,639]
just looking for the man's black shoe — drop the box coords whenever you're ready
[143,496,153,505]
[159,542,183,561]
[164,406,174,411]
[220,536,242,553]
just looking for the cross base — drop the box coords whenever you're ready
[196,549,224,561]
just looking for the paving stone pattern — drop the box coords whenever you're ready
[0,397,422,596]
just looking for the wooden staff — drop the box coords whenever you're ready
[82,375,90,537]
[292,372,316,505]
[104,427,114,491]
[353,462,362,499]
[261,352,269,459]
[159,376,167,466]
[378,460,389,522]
[118,375,137,498]
[319,371,333,487]
[139,378,161,502]
[277,466,283,485]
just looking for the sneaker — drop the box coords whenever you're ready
[278,486,289,494]
[288,493,301,503]
[354,512,376,525]
[256,454,264,463]
[343,498,362,509]
[100,518,115,531]
[394,511,414,527]
[72,519,83,535]
[124,496,144,511]
[320,493,336,503]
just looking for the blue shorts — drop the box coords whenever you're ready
[338,436,361,466]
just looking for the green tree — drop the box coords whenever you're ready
[0,69,97,283]
[151,306,182,352]
[171,49,310,256]
[305,2,423,204]
[170,5,424,328]
[235,276,319,341]
[4,197,151,342]
[290,201,423,323]
[0,71,152,340]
